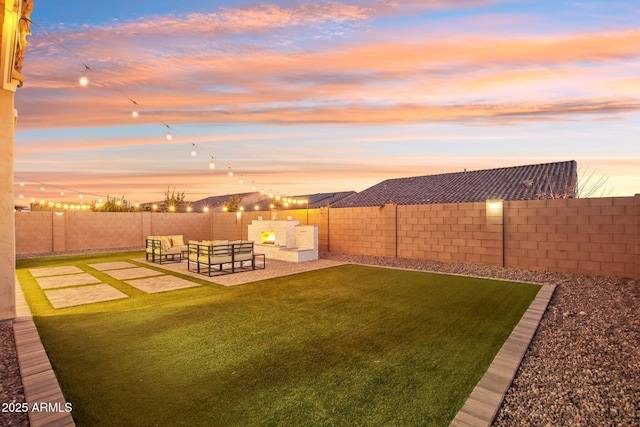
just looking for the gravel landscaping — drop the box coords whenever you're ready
[0,322,28,427]
[2,253,638,426]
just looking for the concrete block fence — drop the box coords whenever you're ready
[15,195,640,279]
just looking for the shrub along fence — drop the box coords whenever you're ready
[15,195,639,279]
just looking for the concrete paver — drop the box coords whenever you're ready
[44,284,129,309]
[30,266,83,278]
[87,261,137,271]
[125,275,201,293]
[34,273,101,290]
[102,267,164,280]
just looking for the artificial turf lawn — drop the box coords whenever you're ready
[17,252,540,426]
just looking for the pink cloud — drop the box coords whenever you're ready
[16,6,640,131]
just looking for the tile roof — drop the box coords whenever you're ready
[189,191,356,212]
[332,160,578,208]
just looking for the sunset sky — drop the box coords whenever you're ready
[14,0,640,205]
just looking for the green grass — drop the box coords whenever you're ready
[17,252,540,427]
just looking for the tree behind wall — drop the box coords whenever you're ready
[164,188,186,212]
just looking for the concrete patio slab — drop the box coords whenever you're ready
[136,258,346,286]
[35,273,102,290]
[125,275,201,293]
[102,267,165,280]
[87,261,138,271]
[30,266,83,278]
[44,284,129,309]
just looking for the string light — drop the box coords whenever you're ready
[20,19,307,206]
[129,98,139,118]
[79,65,90,87]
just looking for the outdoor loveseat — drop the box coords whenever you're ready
[146,235,188,264]
[187,240,263,276]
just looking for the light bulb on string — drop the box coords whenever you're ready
[40,185,45,192]
[190,144,197,157]
[209,157,215,170]
[129,98,139,118]
[163,123,174,141]
[79,65,90,87]
[227,167,233,177]
[239,175,244,185]
[20,181,24,187]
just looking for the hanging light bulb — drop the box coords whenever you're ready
[128,99,140,118]
[166,131,172,141]
[40,185,45,192]
[209,157,215,170]
[228,167,233,177]
[251,181,256,191]
[239,175,244,185]
[190,144,197,157]
[79,65,91,87]
[60,189,65,196]
[79,194,84,200]
[19,194,23,199]
[20,181,24,187]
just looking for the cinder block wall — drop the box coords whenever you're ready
[64,212,143,252]
[14,195,639,279]
[505,197,637,278]
[15,210,53,255]
[328,206,390,256]
[396,202,503,267]
[149,212,212,243]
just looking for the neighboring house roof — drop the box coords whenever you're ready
[305,191,357,208]
[332,161,578,208]
[189,191,356,212]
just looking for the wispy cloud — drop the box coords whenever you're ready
[19,16,640,130]
[14,1,640,200]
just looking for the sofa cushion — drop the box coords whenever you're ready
[159,236,172,251]
[170,235,185,247]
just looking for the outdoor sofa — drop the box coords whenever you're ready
[146,235,188,264]
[188,240,264,276]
